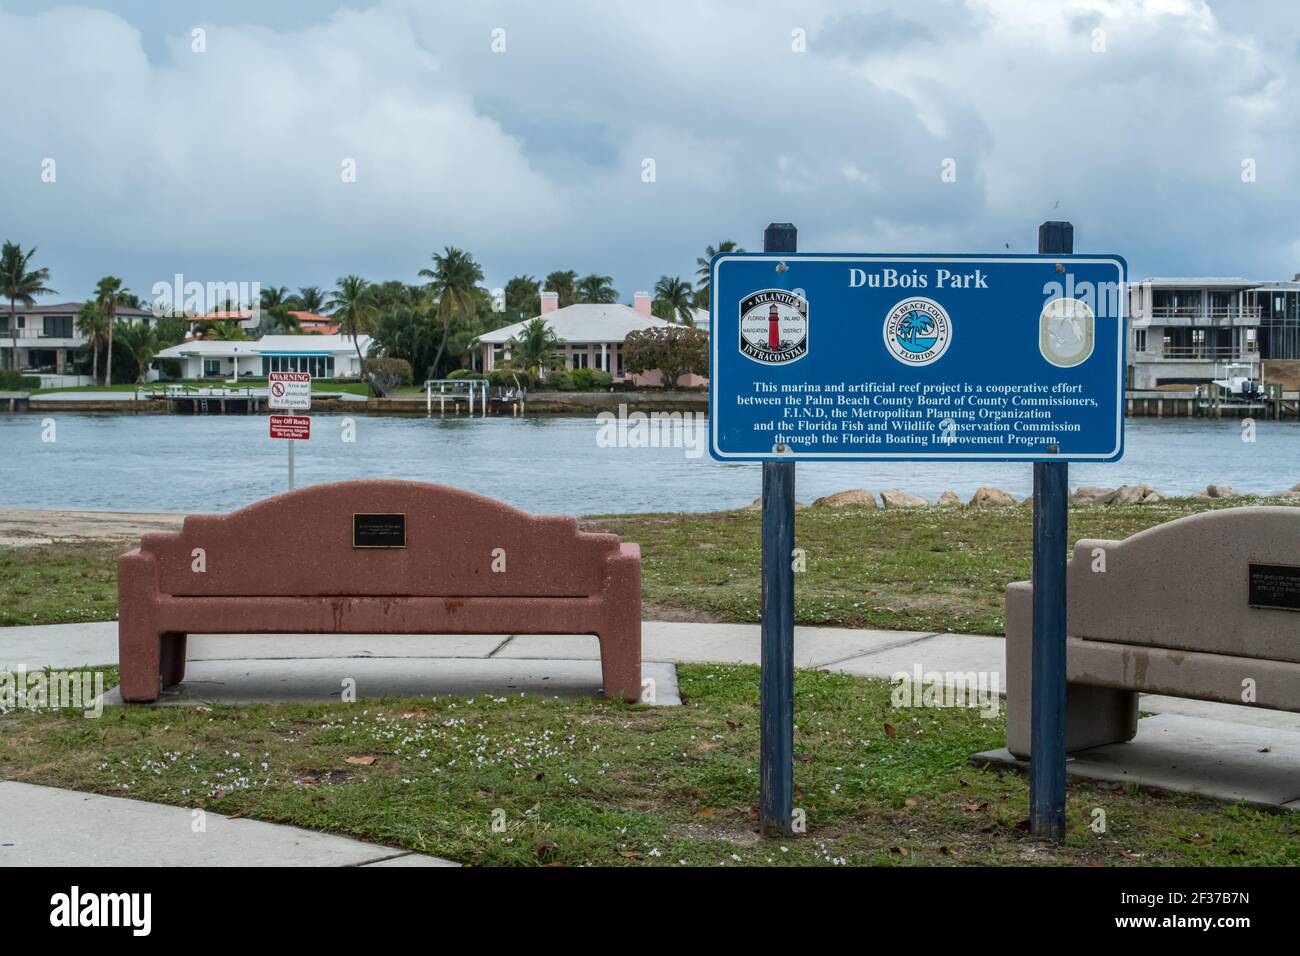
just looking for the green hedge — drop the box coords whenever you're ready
[0,370,39,390]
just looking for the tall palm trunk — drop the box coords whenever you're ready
[91,341,99,385]
[8,300,16,373]
[104,307,114,386]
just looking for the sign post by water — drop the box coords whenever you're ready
[709,221,1125,841]
[268,371,311,490]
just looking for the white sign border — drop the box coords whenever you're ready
[708,254,1127,462]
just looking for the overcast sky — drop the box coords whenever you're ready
[2,0,1297,304]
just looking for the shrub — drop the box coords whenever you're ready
[362,356,413,396]
[622,326,708,389]
[568,368,613,391]
[0,370,40,390]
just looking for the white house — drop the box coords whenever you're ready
[476,291,708,387]
[153,334,372,380]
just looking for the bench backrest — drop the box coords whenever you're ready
[138,480,621,598]
[1068,506,1300,664]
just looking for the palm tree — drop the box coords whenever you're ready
[419,247,484,377]
[503,275,540,321]
[505,317,564,385]
[1,242,56,372]
[653,276,695,326]
[95,276,131,386]
[544,270,578,308]
[115,321,160,384]
[694,240,743,310]
[326,275,377,369]
[202,320,250,341]
[260,285,291,310]
[75,301,109,384]
[576,274,618,304]
[897,311,935,345]
[296,286,327,314]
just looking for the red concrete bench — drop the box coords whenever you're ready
[117,480,642,702]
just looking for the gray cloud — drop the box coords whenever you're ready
[1,0,1297,303]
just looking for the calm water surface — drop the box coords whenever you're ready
[3,413,1297,514]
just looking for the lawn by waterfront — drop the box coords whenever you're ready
[2,663,1295,866]
[2,498,1291,632]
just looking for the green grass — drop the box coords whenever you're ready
[590,498,1292,634]
[1,664,1294,866]
[2,499,1293,633]
[0,541,122,626]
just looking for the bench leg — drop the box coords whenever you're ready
[597,627,641,702]
[160,632,188,688]
[1007,682,1138,758]
[118,626,162,703]
[118,551,162,703]
[597,546,642,702]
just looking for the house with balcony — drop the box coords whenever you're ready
[1127,277,1300,390]
[0,301,154,376]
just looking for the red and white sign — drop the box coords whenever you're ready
[269,415,311,440]
[268,371,311,410]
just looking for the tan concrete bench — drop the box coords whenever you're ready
[118,480,642,703]
[1005,506,1300,757]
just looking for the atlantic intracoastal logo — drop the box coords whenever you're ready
[884,297,952,366]
[739,289,808,364]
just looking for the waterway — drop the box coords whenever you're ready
[2,413,1296,514]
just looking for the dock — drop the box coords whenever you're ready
[1126,383,1299,419]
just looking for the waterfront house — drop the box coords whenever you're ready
[288,311,340,334]
[0,300,154,382]
[184,310,262,336]
[1127,277,1300,389]
[153,334,371,380]
[475,291,708,387]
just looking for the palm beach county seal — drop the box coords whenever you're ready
[739,289,808,364]
[883,296,952,366]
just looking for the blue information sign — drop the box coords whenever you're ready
[709,253,1127,461]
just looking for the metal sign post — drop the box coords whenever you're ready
[1029,220,1073,840]
[269,372,311,493]
[759,222,797,838]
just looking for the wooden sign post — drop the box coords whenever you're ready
[1029,220,1073,841]
[759,222,798,838]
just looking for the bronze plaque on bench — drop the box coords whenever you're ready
[353,513,407,548]
[1249,563,1300,611]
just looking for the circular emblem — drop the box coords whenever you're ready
[883,297,951,366]
[739,290,808,364]
[1039,296,1095,367]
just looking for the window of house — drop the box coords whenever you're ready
[46,316,73,337]
[203,359,222,377]
[572,351,588,369]
[1134,329,1146,352]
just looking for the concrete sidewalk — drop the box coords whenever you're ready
[5,619,1299,731]
[0,781,457,867]
[1,618,996,674]
[5,619,1300,812]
